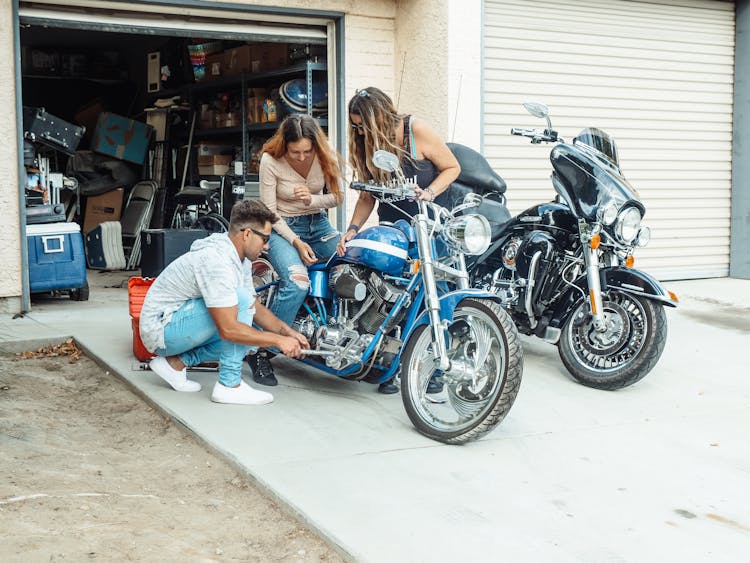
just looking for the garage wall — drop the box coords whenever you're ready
[0,3,22,308]
[0,0,401,309]
[484,0,736,281]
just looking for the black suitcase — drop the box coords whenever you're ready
[140,229,210,278]
[23,106,85,155]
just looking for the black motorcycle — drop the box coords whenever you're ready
[446,102,678,390]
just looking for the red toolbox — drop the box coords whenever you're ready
[128,277,156,361]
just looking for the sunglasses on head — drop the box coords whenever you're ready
[242,227,270,243]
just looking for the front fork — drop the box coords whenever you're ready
[580,222,607,331]
[414,212,452,370]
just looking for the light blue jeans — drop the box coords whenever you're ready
[155,288,253,388]
[268,211,339,326]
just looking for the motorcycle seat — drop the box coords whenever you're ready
[447,143,507,194]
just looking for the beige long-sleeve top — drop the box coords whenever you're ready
[259,152,337,243]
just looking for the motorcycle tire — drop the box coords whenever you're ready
[558,290,668,390]
[193,212,229,233]
[251,256,278,308]
[400,298,523,444]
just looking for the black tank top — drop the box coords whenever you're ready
[377,115,446,224]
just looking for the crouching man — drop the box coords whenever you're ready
[139,200,309,405]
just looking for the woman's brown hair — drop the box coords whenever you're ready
[261,114,344,203]
[347,87,407,184]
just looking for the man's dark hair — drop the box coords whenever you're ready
[229,200,278,233]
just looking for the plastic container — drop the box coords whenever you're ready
[128,276,156,361]
[26,222,87,293]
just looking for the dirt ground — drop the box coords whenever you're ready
[0,341,346,562]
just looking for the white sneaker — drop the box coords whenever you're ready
[211,380,273,405]
[150,356,201,392]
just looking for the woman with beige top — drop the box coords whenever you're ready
[247,114,344,387]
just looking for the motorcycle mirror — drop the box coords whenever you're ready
[523,102,554,139]
[523,102,549,119]
[373,150,400,172]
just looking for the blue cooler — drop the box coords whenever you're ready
[26,222,87,293]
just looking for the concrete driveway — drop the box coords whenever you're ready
[2,272,748,562]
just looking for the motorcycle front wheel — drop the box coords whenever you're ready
[558,290,668,390]
[400,298,523,445]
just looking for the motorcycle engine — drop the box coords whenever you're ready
[358,271,404,334]
[295,265,406,371]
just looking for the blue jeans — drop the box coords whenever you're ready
[155,288,253,388]
[269,211,339,326]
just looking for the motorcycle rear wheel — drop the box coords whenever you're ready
[558,290,667,390]
[400,299,523,444]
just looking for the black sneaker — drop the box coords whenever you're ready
[246,351,277,386]
[377,379,399,394]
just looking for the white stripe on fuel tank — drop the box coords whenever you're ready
[345,238,408,259]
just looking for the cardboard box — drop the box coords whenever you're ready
[74,99,105,140]
[196,142,234,156]
[91,112,152,164]
[205,53,224,80]
[254,43,289,71]
[223,45,252,76]
[198,154,233,166]
[83,188,124,234]
[198,164,230,176]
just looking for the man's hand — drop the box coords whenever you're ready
[281,326,310,350]
[277,335,305,358]
[293,238,317,266]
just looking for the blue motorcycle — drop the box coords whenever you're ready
[253,151,523,444]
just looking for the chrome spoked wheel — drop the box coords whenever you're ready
[252,257,277,308]
[401,299,522,444]
[559,290,668,390]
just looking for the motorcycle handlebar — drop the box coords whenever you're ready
[511,127,559,143]
[349,180,418,199]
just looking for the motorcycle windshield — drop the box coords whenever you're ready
[550,131,644,221]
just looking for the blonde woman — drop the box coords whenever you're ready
[336,87,460,255]
[337,88,460,393]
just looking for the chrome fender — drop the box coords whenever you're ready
[549,266,678,329]
[402,289,498,344]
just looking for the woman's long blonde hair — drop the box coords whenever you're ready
[347,87,407,184]
[262,114,344,203]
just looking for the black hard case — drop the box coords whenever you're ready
[23,106,85,155]
[140,229,209,278]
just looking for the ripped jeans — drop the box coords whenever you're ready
[268,211,339,326]
[155,288,254,388]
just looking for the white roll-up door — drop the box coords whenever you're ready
[483,0,735,280]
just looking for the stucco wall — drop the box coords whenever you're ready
[0,3,23,306]
[393,0,449,135]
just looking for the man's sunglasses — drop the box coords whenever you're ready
[243,227,271,243]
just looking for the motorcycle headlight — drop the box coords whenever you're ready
[615,207,642,244]
[636,226,651,247]
[597,202,618,226]
[444,214,491,255]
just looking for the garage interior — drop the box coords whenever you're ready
[19,17,330,290]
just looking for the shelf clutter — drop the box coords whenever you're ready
[20,26,328,282]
